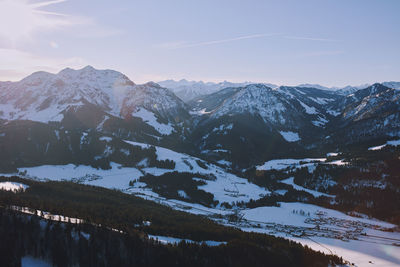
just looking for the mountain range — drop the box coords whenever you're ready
[158,79,400,102]
[1,66,400,168]
[1,66,400,265]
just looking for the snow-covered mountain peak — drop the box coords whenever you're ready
[210,83,289,124]
[57,65,135,87]
[0,67,188,125]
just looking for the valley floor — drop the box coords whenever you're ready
[2,162,400,267]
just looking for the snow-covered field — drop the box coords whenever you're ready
[256,157,347,172]
[124,140,269,204]
[17,162,142,191]
[291,235,400,267]
[238,202,400,267]
[5,141,268,205]
[256,158,326,171]
[241,202,394,229]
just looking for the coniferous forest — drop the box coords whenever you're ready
[0,177,343,267]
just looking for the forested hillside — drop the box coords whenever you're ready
[0,177,342,267]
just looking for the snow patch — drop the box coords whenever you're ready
[368,139,400,151]
[327,152,339,157]
[326,109,341,116]
[132,108,174,135]
[298,101,318,114]
[99,136,112,142]
[279,131,300,142]
[178,190,189,199]
[123,140,269,204]
[312,116,328,127]
[280,177,333,198]
[0,181,29,192]
[256,158,326,171]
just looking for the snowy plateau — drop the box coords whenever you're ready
[1,66,400,266]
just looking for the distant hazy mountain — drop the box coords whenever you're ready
[158,79,277,102]
[297,81,399,95]
[382,81,400,90]
[296,84,332,91]
[297,83,371,95]
[160,79,400,103]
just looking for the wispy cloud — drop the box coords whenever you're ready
[284,36,340,42]
[297,50,344,58]
[156,33,280,49]
[30,0,68,8]
[156,33,340,50]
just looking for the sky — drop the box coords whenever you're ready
[0,0,399,87]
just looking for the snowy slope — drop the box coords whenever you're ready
[131,108,175,135]
[279,131,301,142]
[280,177,333,197]
[211,84,288,124]
[194,84,340,134]
[124,140,269,204]
[9,139,268,205]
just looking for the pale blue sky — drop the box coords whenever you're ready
[0,0,399,86]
